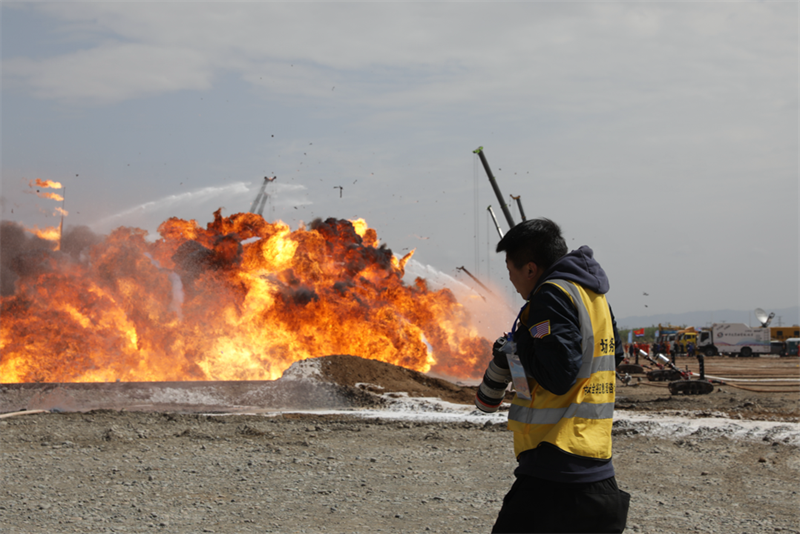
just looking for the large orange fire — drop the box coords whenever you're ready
[0,210,491,383]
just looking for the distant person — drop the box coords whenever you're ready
[473,218,630,533]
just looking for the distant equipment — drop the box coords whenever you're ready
[754,308,775,328]
[455,266,515,311]
[473,147,516,230]
[695,323,771,357]
[510,194,527,222]
[487,205,504,239]
[455,266,491,301]
[249,176,276,216]
[642,350,717,395]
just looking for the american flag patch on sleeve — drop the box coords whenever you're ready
[531,320,551,339]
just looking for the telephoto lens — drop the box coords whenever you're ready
[474,337,513,413]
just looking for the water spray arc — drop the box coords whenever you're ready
[455,266,491,301]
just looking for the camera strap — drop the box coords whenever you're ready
[504,303,532,400]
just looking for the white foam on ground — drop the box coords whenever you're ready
[172,359,800,445]
[148,387,231,406]
[244,396,509,426]
[239,393,800,445]
[363,393,509,425]
[280,359,322,381]
[614,410,800,446]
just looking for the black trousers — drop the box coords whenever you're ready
[492,475,630,533]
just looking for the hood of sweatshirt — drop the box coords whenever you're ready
[533,245,610,296]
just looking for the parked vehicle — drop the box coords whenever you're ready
[696,323,770,357]
[785,338,800,357]
[675,329,698,354]
[770,340,787,357]
[770,326,800,342]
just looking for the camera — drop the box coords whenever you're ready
[474,337,513,413]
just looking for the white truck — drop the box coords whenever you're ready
[696,323,770,357]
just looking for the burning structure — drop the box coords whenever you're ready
[0,210,491,385]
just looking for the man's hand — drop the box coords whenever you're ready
[493,336,510,360]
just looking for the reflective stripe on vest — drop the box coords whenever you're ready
[551,279,617,379]
[510,399,615,425]
[508,279,616,460]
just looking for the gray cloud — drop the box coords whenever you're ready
[1,1,796,317]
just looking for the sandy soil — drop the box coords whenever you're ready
[1,354,798,533]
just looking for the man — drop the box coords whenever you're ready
[475,218,630,533]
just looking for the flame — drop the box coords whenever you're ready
[350,218,371,239]
[28,225,61,242]
[0,210,491,383]
[37,192,64,201]
[31,179,63,189]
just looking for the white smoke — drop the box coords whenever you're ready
[144,252,185,319]
[167,271,185,318]
[90,181,311,238]
[402,258,517,342]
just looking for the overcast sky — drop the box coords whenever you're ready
[2,1,798,327]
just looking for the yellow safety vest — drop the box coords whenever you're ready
[508,279,617,460]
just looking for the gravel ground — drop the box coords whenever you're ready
[1,409,798,534]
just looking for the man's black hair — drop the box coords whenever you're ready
[496,218,568,270]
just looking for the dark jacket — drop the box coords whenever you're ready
[497,245,624,483]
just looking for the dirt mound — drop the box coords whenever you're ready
[3,354,795,418]
[317,354,479,405]
[0,355,486,414]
